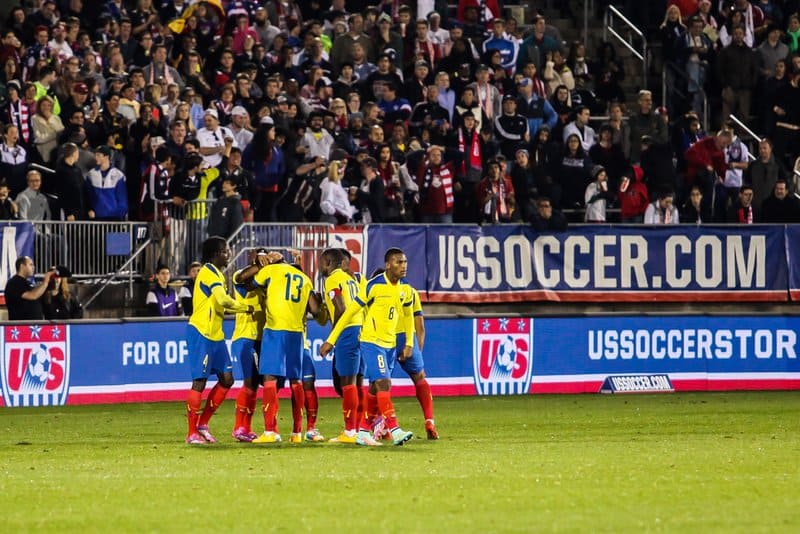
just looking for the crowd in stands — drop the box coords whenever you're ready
[0,0,799,231]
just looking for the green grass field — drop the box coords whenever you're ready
[1,392,799,532]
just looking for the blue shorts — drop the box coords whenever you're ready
[302,348,315,381]
[259,329,303,380]
[393,333,425,376]
[334,325,363,377]
[187,325,232,379]
[231,338,259,379]
[360,341,395,382]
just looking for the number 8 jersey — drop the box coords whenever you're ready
[253,262,313,333]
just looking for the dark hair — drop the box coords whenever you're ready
[371,267,386,277]
[156,264,170,273]
[155,146,172,163]
[384,247,404,262]
[62,142,79,159]
[338,248,351,260]
[250,123,274,162]
[202,236,227,263]
[15,256,28,271]
[322,247,345,265]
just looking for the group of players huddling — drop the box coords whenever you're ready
[184,236,437,447]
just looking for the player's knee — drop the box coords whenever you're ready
[219,373,234,389]
[191,379,207,392]
[303,380,315,390]
[373,378,391,391]
[411,370,426,383]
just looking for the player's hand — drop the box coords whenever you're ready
[246,305,254,314]
[399,346,412,361]
[319,342,333,357]
[266,251,283,264]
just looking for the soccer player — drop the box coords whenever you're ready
[230,248,271,442]
[320,248,415,446]
[319,248,378,446]
[185,237,254,445]
[392,281,439,439]
[252,256,324,444]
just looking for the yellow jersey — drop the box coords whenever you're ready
[324,268,364,328]
[253,262,313,333]
[395,286,423,334]
[326,273,414,349]
[189,263,249,341]
[231,269,266,341]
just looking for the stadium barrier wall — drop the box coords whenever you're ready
[1,315,799,407]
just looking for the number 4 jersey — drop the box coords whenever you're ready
[253,262,313,333]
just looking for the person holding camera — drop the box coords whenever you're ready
[4,256,57,321]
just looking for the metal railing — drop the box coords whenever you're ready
[153,199,216,276]
[603,6,647,88]
[225,222,334,283]
[729,114,761,162]
[662,61,709,132]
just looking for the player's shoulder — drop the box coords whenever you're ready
[198,263,222,281]
[366,273,387,292]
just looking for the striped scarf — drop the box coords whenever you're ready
[11,100,31,144]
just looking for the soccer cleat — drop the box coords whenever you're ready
[232,426,254,442]
[425,419,439,440]
[186,433,206,445]
[356,430,383,447]
[290,432,303,444]
[252,431,282,443]
[305,428,325,442]
[328,431,357,444]
[372,416,390,441]
[390,428,414,446]
[196,425,217,443]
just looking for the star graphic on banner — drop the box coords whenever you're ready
[30,325,42,339]
[517,319,527,332]
[482,319,490,332]
[51,326,61,339]
[10,327,20,340]
[499,318,509,331]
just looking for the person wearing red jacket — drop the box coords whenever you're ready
[684,130,731,213]
[618,165,650,223]
[415,145,455,223]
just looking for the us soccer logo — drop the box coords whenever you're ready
[473,318,533,395]
[0,325,70,407]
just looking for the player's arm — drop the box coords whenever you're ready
[320,298,364,356]
[415,314,426,352]
[397,292,415,361]
[211,284,252,314]
[309,292,328,325]
[329,289,347,325]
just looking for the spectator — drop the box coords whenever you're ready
[330,13,374,75]
[435,72,456,123]
[196,108,236,169]
[300,110,335,161]
[373,13,404,72]
[558,133,592,209]
[628,90,669,164]
[516,77,557,138]
[618,166,650,223]
[319,159,356,224]
[4,256,56,321]
[680,185,710,223]
[41,269,83,320]
[56,143,87,221]
[495,94,528,160]
[516,16,560,74]
[716,25,759,125]
[15,170,50,221]
[468,64,502,122]
[483,18,518,74]
[2,81,35,153]
[584,165,615,223]
[229,106,254,148]
[758,25,788,80]
[509,149,538,223]
[32,95,64,163]
[726,184,758,223]
[377,83,412,126]
[678,17,714,115]
[717,125,750,221]
[0,124,29,196]
[178,261,202,316]
[685,130,731,213]
[530,196,568,231]
[415,145,455,223]
[477,158,516,223]
[0,180,18,220]
[142,43,183,89]
[644,190,680,224]
[207,176,244,239]
[746,138,788,210]
[590,125,628,190]
[85,145,128,221]
[145,264,181,316]
[760,179,800,222]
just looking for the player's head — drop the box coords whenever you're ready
[319,248,345,277]
[202,236,231,267]
[384,248,407,281]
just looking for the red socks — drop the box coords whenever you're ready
[356,386,366,428]
[198,384,229,427]
[187,389,203,436]
[376,391,398,430]
[246,389,257,430]
[415,379,435,420]
[304,387,318,430]
[262,381,279,432]
[290,382,305,434]
[342,384,359,432]
[234,388,255,430]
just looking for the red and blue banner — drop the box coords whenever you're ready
[366,224,789,302]
[1,315,799,406]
